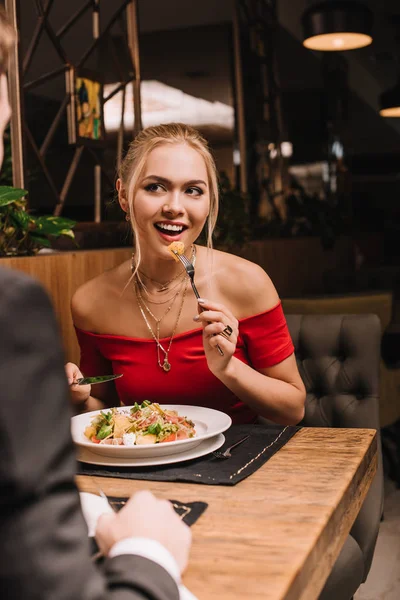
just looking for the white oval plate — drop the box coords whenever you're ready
[76,433,225,467]
[71,405,231,458]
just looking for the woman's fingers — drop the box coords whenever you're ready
[65,362,91,405]
[65,361,82,385]
[198,298,238,326]
[196,308,238,329]
[204,321,237,340]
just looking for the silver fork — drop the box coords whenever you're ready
[212,435,250,459]
[173,250,224,356]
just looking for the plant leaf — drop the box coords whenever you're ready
[29,234,52,248]
[36,216,76,229]
[58,229,75,239]
[9,210,32,231]
[34,216,76,236]
[0,186,28,206]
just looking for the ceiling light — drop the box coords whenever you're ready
[379,79,400,117]
[302,1,373,52]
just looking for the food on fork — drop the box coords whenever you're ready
[84,400,196,445]
[168,241,185,261]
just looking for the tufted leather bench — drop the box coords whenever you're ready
[287,314,384,600]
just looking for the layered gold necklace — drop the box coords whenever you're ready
[131,245,195,295]
[133,245,196,372]
[135,277,189,372]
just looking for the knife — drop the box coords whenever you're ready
[72,374,123,386]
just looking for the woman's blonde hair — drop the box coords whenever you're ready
[0,8,15,73]
[118,123,219,273]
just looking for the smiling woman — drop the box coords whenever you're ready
[66,122,306,426]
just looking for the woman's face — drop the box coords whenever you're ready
[132,142,210,258]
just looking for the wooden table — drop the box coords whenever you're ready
[77,427,378,600]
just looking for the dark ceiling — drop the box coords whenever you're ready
[10,0,400,159]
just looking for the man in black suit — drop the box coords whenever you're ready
[0,9,192,599]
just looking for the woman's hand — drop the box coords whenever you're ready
[65,362,91,406]
[194,298,239,375]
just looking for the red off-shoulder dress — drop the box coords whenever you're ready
[75,302,294,424]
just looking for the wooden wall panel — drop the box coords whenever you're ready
[238,237,354,297]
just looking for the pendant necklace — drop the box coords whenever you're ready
[135,277,189,372]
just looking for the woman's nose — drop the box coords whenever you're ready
[162,192,184,215]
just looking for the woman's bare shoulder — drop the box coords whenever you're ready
[71,261,129,330]
[212,249,279,319]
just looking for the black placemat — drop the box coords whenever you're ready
[79,424,300,486]
[107,496,208,526]
[89,498,206,558]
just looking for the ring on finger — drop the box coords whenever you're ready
[218,324,233,340]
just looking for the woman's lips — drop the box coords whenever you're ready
[154,227,185,243]
[154,223,187,242]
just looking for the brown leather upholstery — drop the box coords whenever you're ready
[287,314,384,600]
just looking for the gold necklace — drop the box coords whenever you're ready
[138,274,186,304]
[132,257,184,293]
[131,245,195,293]
[135,277,189,372]
[135,277,184,324]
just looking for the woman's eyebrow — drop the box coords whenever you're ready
[184,179,207,186]
[142,175,171,184]
[142,175,207,186]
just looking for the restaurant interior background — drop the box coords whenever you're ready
[2,1,400,427]
[3,0,400,278]
[1,2,400,597]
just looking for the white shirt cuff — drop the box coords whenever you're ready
[108,537,198,600]
[109,537,181,583]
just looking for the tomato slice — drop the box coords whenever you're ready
[91,435,101,444]
[160,432,177,443]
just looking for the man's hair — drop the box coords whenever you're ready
[0,7,15,73]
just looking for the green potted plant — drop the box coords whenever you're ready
[0,186,76,257]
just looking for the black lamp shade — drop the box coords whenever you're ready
[302,1,373,51]
[379,80,400,117]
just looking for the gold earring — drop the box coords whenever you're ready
[125,212,130,222]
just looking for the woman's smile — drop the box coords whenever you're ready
[153,219,188,242]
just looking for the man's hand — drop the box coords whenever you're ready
[65,362,91,405]
[96,490,192,574]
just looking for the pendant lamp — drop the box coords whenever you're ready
[302,1,373,52]
[379,79,400,117]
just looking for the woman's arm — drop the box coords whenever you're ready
[69,280,120,411]
[213,354,305,425]
[197,255,306,424]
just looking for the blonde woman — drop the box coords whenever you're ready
[67,123,305,425]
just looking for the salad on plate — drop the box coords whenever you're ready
[84,401,196,446]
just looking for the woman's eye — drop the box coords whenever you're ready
[186,187,203,196]
[145,183,163,193]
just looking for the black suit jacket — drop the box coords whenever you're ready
[0,267,179,600]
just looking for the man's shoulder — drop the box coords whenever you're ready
[0,265,38,285]
[0,266,48,303]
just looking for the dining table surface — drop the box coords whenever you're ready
[77,426,378,600]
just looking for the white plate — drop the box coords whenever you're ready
[71,405,231,458]
[76,433,225,467]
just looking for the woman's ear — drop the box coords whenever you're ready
[116,178,129,213]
